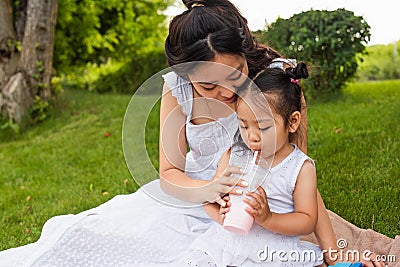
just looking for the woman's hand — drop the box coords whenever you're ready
[360,252,386,267]
[205,166,248,207]
[327,250,386,267]
[244,185,272,225]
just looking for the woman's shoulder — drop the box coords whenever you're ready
[162,71,189,89]
[162,71,193,115]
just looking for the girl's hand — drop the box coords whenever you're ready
[217,195,231,224]
[244,185,272,225]
[206,166,248,207]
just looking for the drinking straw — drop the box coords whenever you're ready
[251,150,258,165]
[248,150,259,191]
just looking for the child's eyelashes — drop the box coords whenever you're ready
[239,125,271,131]
[259,127,271,131]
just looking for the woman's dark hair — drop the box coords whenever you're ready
[165,0,280,78]
[236,63,309,146]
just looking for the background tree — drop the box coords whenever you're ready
[0,0,58,125]
[1,0,172,129]
[357,41,400,81]
[255,9,371,99]
[54,0,171,94]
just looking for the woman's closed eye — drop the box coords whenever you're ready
[201,83,217,90]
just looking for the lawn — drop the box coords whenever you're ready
[0,80,399,250]
[307,80,400,236]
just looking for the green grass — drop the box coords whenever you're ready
[0,80,399,250]
[307,80,400,237]
[0,90,138,250]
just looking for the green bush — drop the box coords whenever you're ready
[255,9,370,100]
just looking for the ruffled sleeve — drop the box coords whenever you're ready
[162,72,193,118]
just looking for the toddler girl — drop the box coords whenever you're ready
[195,62,324,266]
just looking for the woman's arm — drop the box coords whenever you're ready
[314,192,340,265]
[297,92,307,153]
[159,83,245,204]
[297,92,339,262]
[203,149,234,221]
[159,83,209,203]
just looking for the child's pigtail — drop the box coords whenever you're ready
[285,62,308,97]
[285,62,309,80]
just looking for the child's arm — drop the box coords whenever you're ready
[204,203,223,224]
[204,198,230,225]
[245,160,318,236]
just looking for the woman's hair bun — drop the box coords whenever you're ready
[285,62,309,80]
[182,0,207,9]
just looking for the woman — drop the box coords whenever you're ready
[0,0,397,266]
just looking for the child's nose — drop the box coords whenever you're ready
[248,129,260,142]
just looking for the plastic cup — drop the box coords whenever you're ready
[223,193,254,235]
[223,164,266,235]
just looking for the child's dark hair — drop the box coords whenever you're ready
[165,0,281,78]
[236,62,309,146]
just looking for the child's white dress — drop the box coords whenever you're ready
[0,72,239,266]
[187,145,324,267]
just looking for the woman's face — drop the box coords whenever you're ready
[187,53,249,104]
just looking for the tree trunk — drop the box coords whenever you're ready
[0,0,58,124]
[15,0,28,42]
[0,0,19,116]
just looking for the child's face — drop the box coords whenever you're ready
[236,98,289,159]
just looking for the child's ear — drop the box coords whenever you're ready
[288,111,301,133]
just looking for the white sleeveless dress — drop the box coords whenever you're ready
[187,145,323,267]
[0,72,239,267]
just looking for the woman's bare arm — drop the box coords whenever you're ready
[158,83,245,204]
[203,149,232,220]
[159,83,209,203]
[297,92,307,153]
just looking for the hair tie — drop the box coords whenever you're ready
[268,58,297,70]
[191,3,205,8]
[290,78,300,85]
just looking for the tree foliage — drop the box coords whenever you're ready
[357,42,400,81]
[256,9,371,99]
[55,0,170,70]
[54,0,171,93]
